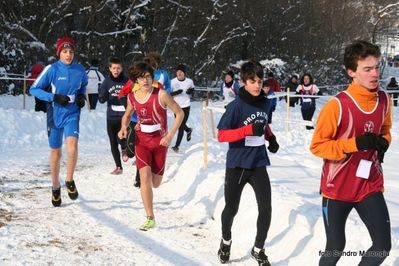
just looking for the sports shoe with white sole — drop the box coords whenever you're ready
[139,216,156,231]
[218,239,231,264]
[110,167,123,175]
[122,149,129,162]
[251,247,271,266]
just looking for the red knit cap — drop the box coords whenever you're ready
[56,37,75,58]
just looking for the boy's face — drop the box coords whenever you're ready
[136,71,153,89]
[109,63,123,78]
[59,48,74,65]
[225,75,233,83]
[347,55,380,91]
[262,86,270,93]
[176,70,185,80]
[242,76,263,97]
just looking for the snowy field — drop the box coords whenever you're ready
[0,94,398,266]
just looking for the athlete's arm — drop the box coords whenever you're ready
[161,89,184,139]
[118,97,135,139]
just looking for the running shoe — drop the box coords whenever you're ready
[51,187,62,207]
[110,167,123,175]
[65,180,78,200]
[139,216,156,231]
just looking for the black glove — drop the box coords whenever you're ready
[76,94,85,108]
[375,135,389,163]
[119,96,127,109]
[268,135,279,153]
[186,88,194,95]
[53,94,70,107]
[99,90,110,103]
[272,106,276,112]
[355,132,377,151]
[170,89,183,96]
[252,122,266,136]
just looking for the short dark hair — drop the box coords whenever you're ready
[344,40,381,72]
[240,60,264,82]
[129,62,154,82]
[109,57,122,67]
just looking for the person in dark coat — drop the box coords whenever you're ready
[386,77,398,107]
[285,75,299,107]
[29,56,47,112]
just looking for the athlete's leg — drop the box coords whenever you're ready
[64,120,80,181]
[319,197,354,266]
[356,192,391,266]
[249,167,272,248]
[221,167,247,241]
[107,119,123,169]
[48,127,63,186]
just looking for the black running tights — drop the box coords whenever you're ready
[221,166,272,249]
[319,192,391,266]
[107,119,126,168]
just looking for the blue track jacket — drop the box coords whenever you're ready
[30,60,88,128]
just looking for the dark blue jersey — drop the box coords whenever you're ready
[99,75,129,120]
[217,97,272,169]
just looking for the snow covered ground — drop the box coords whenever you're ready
[0,94,398,266]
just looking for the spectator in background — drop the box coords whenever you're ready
[262,80,277,124]
[386,77,398,107]
[170,64,195,152]
[285,75,299,107]
[296,73,322,130]
[86,59,105,110]
[146,51,171,94]
[99,58,129,175]
[29,56,46,112]
[220,70,240,104]
[29,37,87,207]
[267,72,281,100]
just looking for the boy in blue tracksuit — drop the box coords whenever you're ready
[216,60,279,266]
[30,37,88,207]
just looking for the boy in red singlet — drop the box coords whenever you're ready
[310,40,392,266]
[118,62,183,231]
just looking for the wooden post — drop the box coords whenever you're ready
[208,99,215,138]
[23,71,26,110]
[286,87,290,131]
[202,100,208,168]
[391,94,394,120]
[86,91,91,111]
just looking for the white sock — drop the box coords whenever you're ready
[222,238,232,245]
[253,246,261,253]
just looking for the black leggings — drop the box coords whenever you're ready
[125,121,140,183]
[174,106,190,148]
[107,119,126,169]
[88,94,99,110]
[126,121,137,158]
[221,167,272,248]
[301,107,315,130]
[319,192,391,266]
